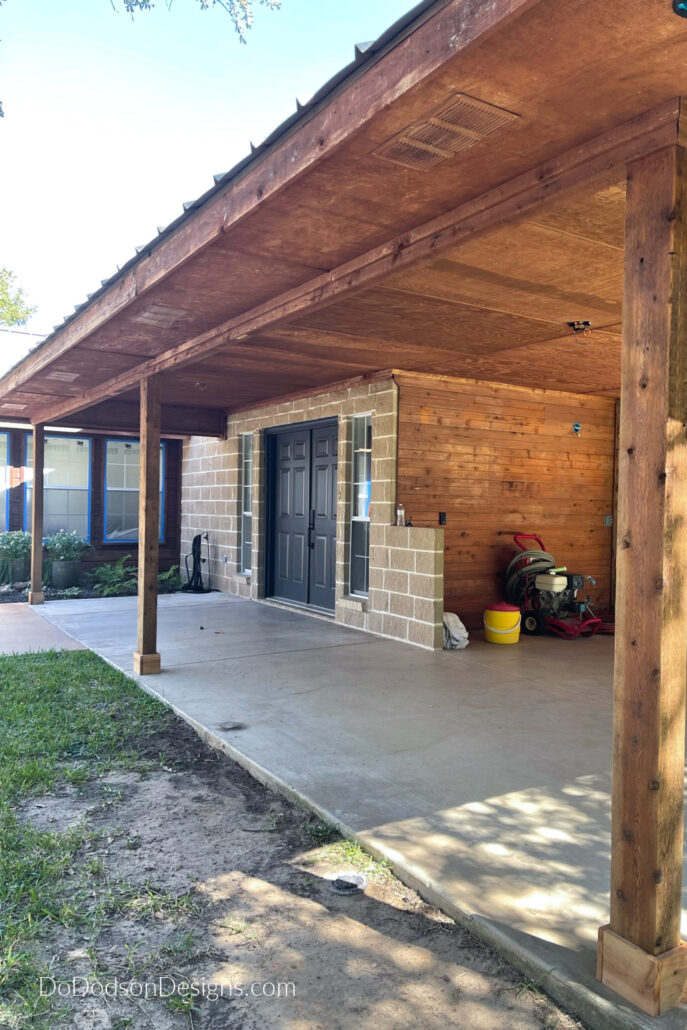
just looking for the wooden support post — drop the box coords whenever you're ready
[28,424,44,605]
[597,143,687,1015]
[133,376,161,675]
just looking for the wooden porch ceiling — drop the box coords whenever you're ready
[0,0,683,430]
[80,181,627,414]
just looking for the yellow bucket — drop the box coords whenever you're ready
[484,603,521,645]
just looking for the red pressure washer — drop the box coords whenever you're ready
[505,533,602,639]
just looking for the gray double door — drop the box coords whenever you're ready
[269,421,338,612]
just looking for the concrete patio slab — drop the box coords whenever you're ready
[35,593,687,1030]
[0,602,85,654]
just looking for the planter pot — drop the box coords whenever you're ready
[12,558,30,583]
[51,560,81,590]
[0,557,30,584]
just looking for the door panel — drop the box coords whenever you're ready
[308,424,338,611]
[269,422,337,611]
[272,428,310,604]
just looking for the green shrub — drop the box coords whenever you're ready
[158,564,182,594]
[0,531,32,585]
[44,530,92,561]
[88,555,137,597]
[87,558,183,597]
[0,530,31,560]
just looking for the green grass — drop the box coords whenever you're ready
[0,650,174,1028]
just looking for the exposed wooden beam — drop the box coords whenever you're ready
[32,99,680,427]
[28,424,44,606]
[597,142,687,1016]
[133,377,162,676]
[58,400,226,438]
[0,0,543,396]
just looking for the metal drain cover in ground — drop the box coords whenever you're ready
[329,872,367,895]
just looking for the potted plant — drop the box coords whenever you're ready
[0,530,32,584]
[44,530,92,589]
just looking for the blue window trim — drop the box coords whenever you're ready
[23,433,92,541]
[103,438,166,545]
[0,431,9,533]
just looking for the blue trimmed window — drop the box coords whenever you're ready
[25,435,91,539]
[104,439,165,543]
[0,432,9,532]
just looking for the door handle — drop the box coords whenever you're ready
[308,509,315,549]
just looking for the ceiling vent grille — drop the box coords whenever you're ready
[131,303,192,328]
[45,370,80,383]
[373,93,518,171]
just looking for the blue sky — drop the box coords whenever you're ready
[0,0,415,365]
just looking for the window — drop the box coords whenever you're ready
[240,434,253,573]
[104,440,165,543]
[350,415,372,595]
[0,433,9,532]
[25,435,91,538]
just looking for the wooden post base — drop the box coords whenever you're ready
[133,652,161,675]
[597,925,687,1015]
[27,591,44,606]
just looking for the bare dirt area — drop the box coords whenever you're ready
[22,718,586,1030]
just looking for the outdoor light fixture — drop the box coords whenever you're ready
[674,1,687,17]
[567,320,592,334]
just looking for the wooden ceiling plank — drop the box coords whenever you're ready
[1,0,543,394]
[30,99,677,426]
[59,400,227,437]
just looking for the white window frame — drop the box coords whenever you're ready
[25,433,92,540]
[103,439,165,544]
[349,414,372,596]
[239,433,253,574]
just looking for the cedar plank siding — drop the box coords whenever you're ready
[394,372,616,629]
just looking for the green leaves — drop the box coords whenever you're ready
[0,269,34,328]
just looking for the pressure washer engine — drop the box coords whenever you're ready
[505,533,601,639]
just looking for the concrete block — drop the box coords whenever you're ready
[366,611,384,635]
[369,502,394,525]
[407,619,443,650]
[408,527,443,551]
[414,597,444,624]
[414,549,444,575]
[383,613,409,640]
[388,547,414,572]
[369,545,389,570]
[388,592,414,618]
[368,588,389,613]
[373,413,397,438]
[384,570,408,594]
[368,567,385,591]
[408,573,442,600]
[385,526,410,547]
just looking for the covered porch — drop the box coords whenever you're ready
[29,591,686,1029]
[2,0,687,1017]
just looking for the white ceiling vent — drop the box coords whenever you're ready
[373,93,519,171]
[131,303,191,328]
[45,370,80,383]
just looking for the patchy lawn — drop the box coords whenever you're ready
[0,650,587,1030]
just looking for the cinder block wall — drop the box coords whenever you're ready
[181,376,444,648]
[367,525,444,650]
